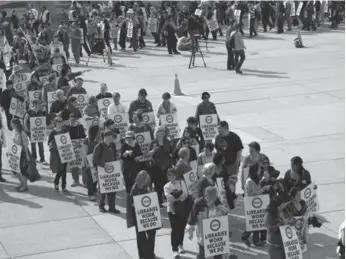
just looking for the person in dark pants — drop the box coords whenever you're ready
[261,2,273,32]
[92,131,120,213]
[0,114,5,182]
[230,24,246,74]
[248,3,258,37]
[128,170,157,259]
[165,15,180,55]
[225,22,235,70]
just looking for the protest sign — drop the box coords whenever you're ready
[9,98,25,118]
[52,63,62,73]
[0,69,5,89]
[39,75,50,85]
[50,43,66,60]
[30,117,46,143]
[216,178,228,206]
[148,18,158,33]
[7,143,22,173]
[200,114,218,141]
[28,90,41,108]
[135,131,152,158]
[13,73,30,94]
[98,161,124,193]
[183,170,198,194]
[98,98,112,120]
[85,117,99,132]
[110,22,118,38]
[47,91,57,111]
[142,112,156,129]
[160,113,180,139]
[133,192,162,232]
[72,94,89,113]
[244,194,270,231]
[301,183,320,214]
[202,215,229,257]
[69,139,84,168]
[280,225,303,259]
[127,21,133,38]
[294,216,308,253]
[112,113,129,138]
[55,133,76,163]
[206,13,219,31]
[86,154,98,183]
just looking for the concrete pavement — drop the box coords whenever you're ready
[0,26,344,259]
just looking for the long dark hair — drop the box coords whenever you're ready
[88,125,99,141]
[11,118,24,132]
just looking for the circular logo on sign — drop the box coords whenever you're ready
[136,134,145,144]
[142,114,149,123]
[16,83,23,90]
[205,116,213,124]
[166,115,174,123]
[304,188,312,199]
[252,197,263,209]
[295,218,303,231]
[210,219,221,232]
[11,103,16,110]
[52,92,57,99]
[34,92,40,98]
[77,95,85,103]
[141,196,151,207]
[60,135,67,145]
[35,118,42,126]
[285,227,293,239]
[103,99,110,106]
[114,114,122,123]
[220,179,225,189]
[21,74,27,81]
[189,172,196,182]
[12,145,17,154]
[104,164,114,174]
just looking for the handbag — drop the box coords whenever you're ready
[20,131,41,182]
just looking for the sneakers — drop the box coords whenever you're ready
[173,251,179,258]
[178,245,185,254]
[109,208,121,214]
[99,207,107,213]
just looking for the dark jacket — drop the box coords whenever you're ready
[92,141,118,168]
[128,99,153,123]
[96,92,112,99]
[121,141,142,178]
[0,88,25,111]
[50,99,67,114]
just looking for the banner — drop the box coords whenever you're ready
[301,183,320,214]
[294,216,308,252]
[216,178,228,206]
[47,91,57,111]
[244,194,270,231]
[7,142,22,173]
[127,21,133,38]
[52,63,63,73]
[110,22,118,39]
[133,192,162,232]
[183,170,198,194]
[9,98,25,118]
[202,215,229,257]
[69,139,84,168]
[98,98,112,120]
[148,18,157,33]
[13,73,30,94]
[280,225,303,259]
[28,90,41,108]
[0,69,5,89]
[135,131,152,160]
[160,113,180,139]
[30,117,46,143]
[142,112,156,129]
[54,133,76,163]
[111,113,129,138]
[72,94,89,113]
[98,161,124,193]
[200,114,218,141]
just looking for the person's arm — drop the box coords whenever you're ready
[92,143,101,168]
[23,113,30,132]
[128,101,134,123]
[164,183,175,204]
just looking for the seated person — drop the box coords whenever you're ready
[177,36,192,51]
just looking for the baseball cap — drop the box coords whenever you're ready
[138,88,147,96]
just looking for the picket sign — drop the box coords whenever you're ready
[199,114,218,141]
[52,63,63,73]
[160,113,180,139]
[54,133,76,163]
[13,73,30,93]
[135,131,152,161]
[9,97,25,118]
[72,94,89,113]
[127,21,133,38]
[294,216,308,253]
[301,182,320,215]
[30,117,46,143]
[6,142,22,173]
[0,69,6,89]
[28,90,41,108]
[98,98,112,120]
[216,178,228,206]
[98,161,124,194]
[183,170,198,194]
[111,113,129,138]
[244,194,270,231]
[142,112,156,129]
[148,18,158,33]
[47,91,57,111]
[68,139,85,169]
[280,225,303,259]
[133,192,162,232]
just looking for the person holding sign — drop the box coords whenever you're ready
[128,88,153,124]
[195,92,219,126]
[107,92,127,117]
[61,96,82,121]
[279,187,307,220]
[128,170,157,259]
[67,78,87,97]
[92,131,120,213]
[23,100,47,164]
[164,168,191,258]
[156,92,177,123]
[195,163,218,200]
[96,83,113,100]
[197,142,215,178]
[186,186,228,259]
[41,74,58,113]
[174,146,193,181]
[182,116,205,152]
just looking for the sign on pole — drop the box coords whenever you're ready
[98,98,112,120]
[133,192,162,232]
[280,225,303,259]
[160,113,180,139]
[142,112,156,129]
[54,133,76,163]
[111,113,129,138]
[7,142,22,173]
[69,139,84,168]
[244,194,270,231]
[98,161,124,193]
[301,183,320,214]
[200,114,218,141]
[202,215,229,258]
[86,154,98,183]
[72,94,89,113]
[30,117,46,143]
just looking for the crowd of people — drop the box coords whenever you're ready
[0,1,344,259]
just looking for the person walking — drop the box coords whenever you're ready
[225,21,235,71]
[230,24,246,74]
[70,22,82,65]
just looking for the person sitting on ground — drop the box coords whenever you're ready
[177,35,192,52]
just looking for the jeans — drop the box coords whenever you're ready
[242,230,267,244]
[151,165,167,205]
[99,192,116,210]
[226,44,235,69]
[54,163,67,189]
[168,212,187,252]
[31,142,44,161]
[5,110,12,131]
[135,224,156,259]
[85,167,97,196]
[249,18,257,36]
[234,49,246,72]
[71,167,80,183]
[167,37,178,54]
[198,244,223,259]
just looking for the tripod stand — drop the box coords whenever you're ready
[188,36,207,69]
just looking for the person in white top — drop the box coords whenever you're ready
[156,92,177,120]
[28,4,39,35]
[107,92,126,118]
[164,168,189,258]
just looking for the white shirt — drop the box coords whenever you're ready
[164,180,188,213]
[107,102,127,117]
[28,9,39,20]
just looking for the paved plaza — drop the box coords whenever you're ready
[0,25,345,259]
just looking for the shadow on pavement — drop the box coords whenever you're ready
[0,184,43,209]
